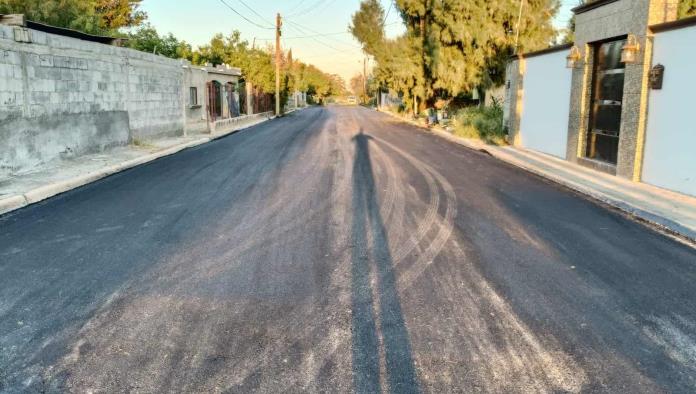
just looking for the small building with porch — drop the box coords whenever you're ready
[182,62,244,134]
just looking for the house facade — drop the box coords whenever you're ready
[182,63,243,134]
[505,0,696,197]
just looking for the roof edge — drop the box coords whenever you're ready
[509,43,573,60]
[650,15,696,33]
[572,0,621,15]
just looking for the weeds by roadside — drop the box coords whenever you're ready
[452,100,507,145]
[131,138,156,149]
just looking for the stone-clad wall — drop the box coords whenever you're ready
[0,24,184,172]
[567,0,678,179]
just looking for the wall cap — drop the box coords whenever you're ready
[509,43,574,60]
[572,0,621,15]
[650,15,696,33]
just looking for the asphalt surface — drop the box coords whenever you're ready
[1,106,695,393]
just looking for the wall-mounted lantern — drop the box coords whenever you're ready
[650,64,665,89]
[621,34,641,63]
[566,46,582,68]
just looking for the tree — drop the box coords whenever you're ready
[349,0,386,55]
[0,0,146,35]
[127,24,190,59]
[679,0,696,18]
[350,73,365,97]
[350,0,559,113]
[0,0,101,34]
[95,0,146,31]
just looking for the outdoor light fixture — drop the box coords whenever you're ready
[621,34,641,63]
[566,45,582,68]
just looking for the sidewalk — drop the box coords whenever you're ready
[381,108,696,243]
[0,114,274,216]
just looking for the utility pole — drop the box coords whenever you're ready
[513,0,525,54]
[363,57,367,105]
[275,13,282,116]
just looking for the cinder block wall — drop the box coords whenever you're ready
[0,25,184,172]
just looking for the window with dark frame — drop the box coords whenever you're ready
[190,87,198,106]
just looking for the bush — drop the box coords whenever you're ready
[452,100,507,145]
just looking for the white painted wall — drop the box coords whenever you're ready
[518,51,572,158]
[642,25,696,197]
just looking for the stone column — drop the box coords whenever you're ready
[565,0,678,179]
[246,82,254,115]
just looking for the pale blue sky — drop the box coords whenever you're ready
[141,0,577,83]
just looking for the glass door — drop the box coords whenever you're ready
[586,39,626,164]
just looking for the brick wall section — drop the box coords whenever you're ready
[0,25,184,172]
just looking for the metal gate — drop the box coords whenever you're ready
[586,39,626,164]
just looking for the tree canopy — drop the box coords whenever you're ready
[351,0,560,112]
[679,0,696,18]
[191,31,343,104]
[0,0,145,35]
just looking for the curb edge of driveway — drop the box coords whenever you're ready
[0,114,283,217]
[377,108,696,246]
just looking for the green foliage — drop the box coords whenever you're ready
[561,15,576,44]
[95,0,146,31]
[127,24,191,60]
[351,0,559,112]
[679,0,696,18]
[452,100,506,145]
[191,32,343,105]
[350,0,385,55]
[0,0,145,35]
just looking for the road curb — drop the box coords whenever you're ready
[378,108,696,244]
[0,112,289,217]
[487,148,696,243]
[0,137,214,216]
[21,137,211,206]
[0,195,28,216]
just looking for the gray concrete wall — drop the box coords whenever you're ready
[0,24,184,172]
[182,65,208,134]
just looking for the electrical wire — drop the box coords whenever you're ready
[217,0,274,29]
[286,19,362,49]
[382,0,393,25]
[233,0,275,26]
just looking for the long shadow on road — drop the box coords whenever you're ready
[350,131,419,393]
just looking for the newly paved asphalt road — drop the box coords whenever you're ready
[1,106,695,393]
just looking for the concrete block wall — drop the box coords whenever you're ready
[182,65,208,134]
[0,25,184,172]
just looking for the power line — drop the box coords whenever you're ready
[286,0,307,13]
[382,0,393,25]
[233,0,274,26]
[286,19,362,49]
[285,20,345,53]
[217,0,274,29]
[302,0,339,18]
[287,0,327,17]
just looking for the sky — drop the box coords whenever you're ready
[140,0,577,85]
